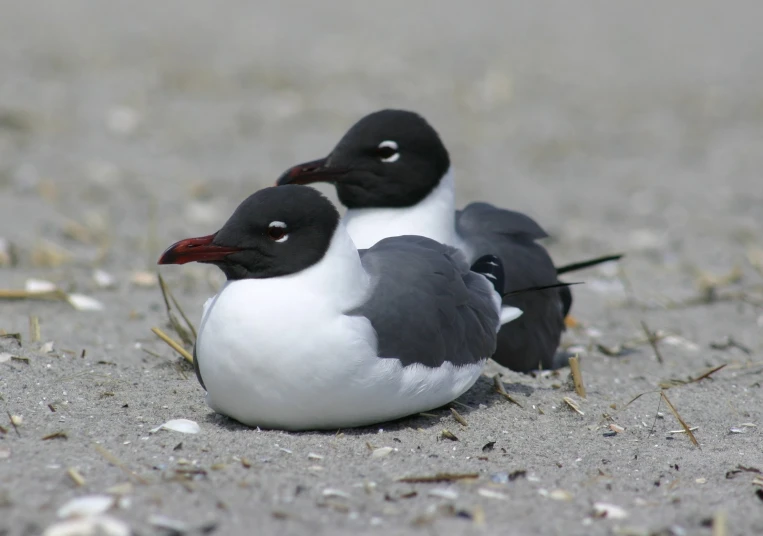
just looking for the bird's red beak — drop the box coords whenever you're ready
[275,158,349,186]
[158,234,243,265]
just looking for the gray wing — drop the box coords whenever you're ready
[354,235,500,368]
[456,202,567,372]
[457,202,549,242]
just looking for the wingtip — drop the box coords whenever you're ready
[500,306,523,325]
[555,253,625,275]
[470,254,505,294]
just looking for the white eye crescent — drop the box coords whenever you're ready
[377,140,400,163]
[267,221,288,242]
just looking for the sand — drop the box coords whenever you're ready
[1,2,762,535]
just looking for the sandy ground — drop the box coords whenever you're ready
[1,1,763,535]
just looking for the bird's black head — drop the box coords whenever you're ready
[158,185,340,279]
[276,109,451,209]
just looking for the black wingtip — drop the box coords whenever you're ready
[471,254,505,294]
[555,253,624,275]
[503,281,583,298]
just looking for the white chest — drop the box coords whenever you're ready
[343,168,459,250]
[195,280,379,429]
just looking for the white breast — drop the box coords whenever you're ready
[344,168,459,249]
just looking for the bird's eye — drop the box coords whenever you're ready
[377,140,400,163]
[267,221,288,242]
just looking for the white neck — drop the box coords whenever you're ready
[343,167,457,249]
[278,221,370,311]
[199,222,370,338]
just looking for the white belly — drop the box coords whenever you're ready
[195,280,485,431]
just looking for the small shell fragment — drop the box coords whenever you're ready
[609,424,625,434]
[10,415,23,426]
[107,106,141,135]
[592,502,628,519]
[93,270,116,289]
[549,489,573,501]
[371,447,394,459]
[43,516,130,536]
[130,271,158,288]
[322,488,351,500]
[563,397,585,416]
[106,483,134,496]
[148,515,187,532]
[0,353,12,363]
[67,294,105,312]
[25,279,58,294]
[149,419,200,435]
[668,427,699,434]
[57,495,114,518]
[307,452,324,461]
[40,342,55,354]
[662,335,700,352]
[539,488,573,501]
[428,488,459,500]
[478,488,509,500]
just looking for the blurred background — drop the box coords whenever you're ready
[1,4,762,533]
[1,0,762,306]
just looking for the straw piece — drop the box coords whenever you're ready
[397,473,479,483]
[93,444,150,485]
[493,375,523,407]
[450,408,468,427]
[67,467,86,487]
[641,321,664,364]
[712,510,727,536]
[569,355,586,398]
[688,364,727,384]
[661,391,700,448]
[0,289,67,301]
[29,316,41,343]
[151,328,194,364]
[157,273,196,345]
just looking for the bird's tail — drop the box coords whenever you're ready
[470,254,505,294]
[556,254,624,275]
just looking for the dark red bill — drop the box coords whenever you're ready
[158,234,242,265]
[275,157,349,186]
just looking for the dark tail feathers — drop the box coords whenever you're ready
[471,254,505,294]
[556,253,624,275]
[503,281,582,299]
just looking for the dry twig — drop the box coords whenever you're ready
[93,444,150,485]
[569,356,586,398]
[450,408,468,427]
[493,375,523,407]
[151,327,194,364]
[661,391,700,448]
[641,321,664,364]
